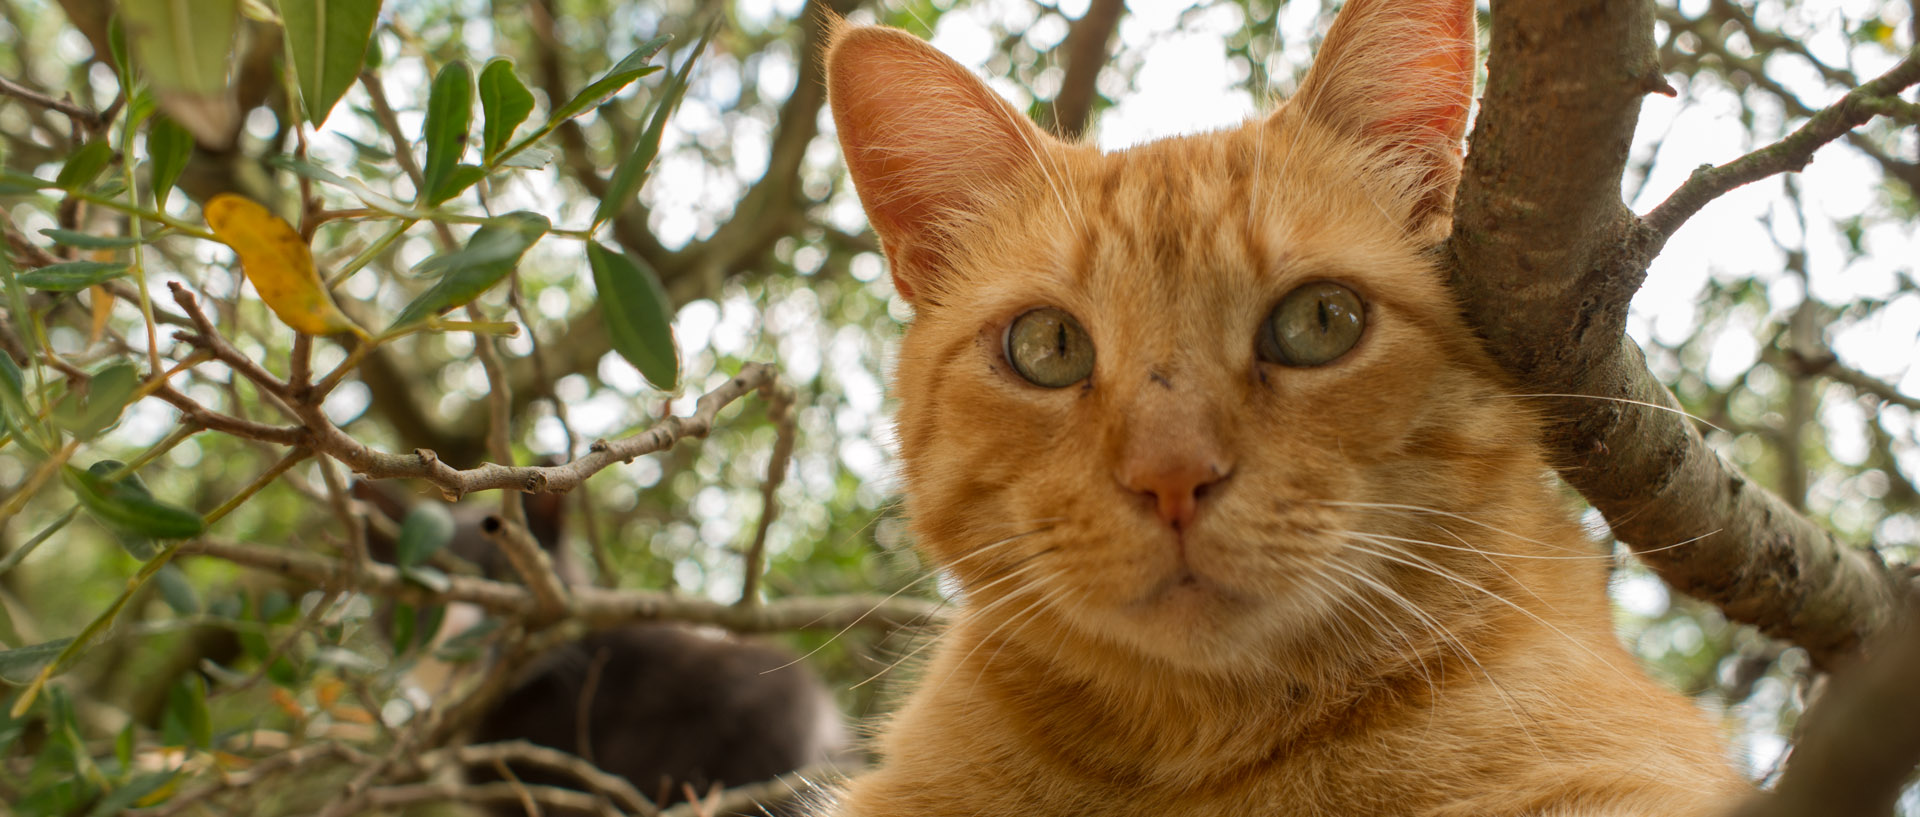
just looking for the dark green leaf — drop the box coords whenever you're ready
[86,771,178,817]
[390,602,417,653]
[108,15,135,92]
[435,163,486,204]
[594,22,715,230]
[587,242,679,391]
[155,563,200,615]
[54,363,139,439]
[56,141,115,191]
[147,116,193,208]
[19,261,129,292]
[421,60,474,205]
[65,465,204,541]
[115,721,135,770]
[279,0,383,127]
[0,351,45,456]
[434,616,499,663]
[547,34,672,125]
[161,675,210,750]
[479,58,536,163]
[389,211,549,329]
[39,229,145,249]
[83,461,164,558]
[395,503,455,568]
[0,638,73,685]
[119,0,240,147]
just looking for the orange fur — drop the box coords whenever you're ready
[821,1,1746,814]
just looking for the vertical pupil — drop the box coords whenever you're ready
[1316,299,1330,333]
[1054,322,1067,357]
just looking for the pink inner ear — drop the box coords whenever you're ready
[827,25,1051,304]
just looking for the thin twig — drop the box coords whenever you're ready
[0,74,106,129]
[415,739,659,816]
[739,381,797,605]
[1643,47,1920,237]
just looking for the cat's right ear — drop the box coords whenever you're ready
[827,23,1055,305]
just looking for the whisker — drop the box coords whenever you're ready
[1480,392,1723,433]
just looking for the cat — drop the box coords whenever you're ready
[818,0,1749,814]
[355,482,843,815]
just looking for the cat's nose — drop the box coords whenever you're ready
[1120,456,1231,531]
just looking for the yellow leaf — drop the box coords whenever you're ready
[203,194,364,337]
[270,687,306,720]
[88,284,114,344]
[315,677,344,709]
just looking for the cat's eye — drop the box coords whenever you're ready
[1259,282,1366,367]
[1005,307,1095,388]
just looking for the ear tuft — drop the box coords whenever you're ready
[827,25,1056,305]
[1286,0,1476,238]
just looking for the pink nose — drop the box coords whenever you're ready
[1120,457,1229,530]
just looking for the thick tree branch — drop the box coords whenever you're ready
[1729,592,1920,817]
[1040,0,1125,141]
[1643,49,1920,238]
[1447,0,1899,668]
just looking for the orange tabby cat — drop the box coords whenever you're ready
[822,0,1747,814]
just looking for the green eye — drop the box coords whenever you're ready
[1260,282,1365,367]
[1006,307,1094,388]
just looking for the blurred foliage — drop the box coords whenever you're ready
[0,0,1915,813]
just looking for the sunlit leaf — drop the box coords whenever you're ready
[421,60,474,205]
[389,211,549,329]
[479,58,535,163]
[586,242,678,391]
[55,141,115,192]
[279,0,382,127]
[146,116,193,208]
[594,23,714,230]
[65,464,204,541]
[119,0,240,148]
[160,675,211,750]
[18,262,129,292]
[546,34,671,125]
[203,193,364,336]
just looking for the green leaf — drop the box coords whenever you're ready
[160,675,211,750]
[65,465,204,541]
[56,141,115,191]
[500,148,552,170]
[115,721,135,770]
[119,0,240,147]
[434,616,499,663]
[0,638,73,684]
[546,34,672,125]
[278,0,382,127]
[394,503,454,568]
[586,242,679,391]
[18,261,130,292]
[108,15,135,93]
[53,364,139,439]
[146,116,193,208]
[39,229,146,249]
[479,58,536,163]
[82,461,165,559]
[86,771,178,817]
[0,169,59,194]
[389,211,549,329]
[594,22,715,230]
[401,564,451,593]
[421,60,474,205]
[435,163,486,204]
[155,563,200,615]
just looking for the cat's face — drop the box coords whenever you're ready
[829,1,1534,671]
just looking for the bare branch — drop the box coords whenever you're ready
[363,780,622,815]
[656,764,843,817]
[480,514,571,620]
[1728,593,1920,817]
[0,73,107,129]
[739,381,797,605]
[418,740,658,816]
[1643,48,1920,237]
[1041,0,1125,141]
[177,538,944,633]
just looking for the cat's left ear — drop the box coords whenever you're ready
[1282,0,1475,241]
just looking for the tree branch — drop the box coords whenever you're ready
[176,538,943,633]
[1447,0,1901,669]
[1040,0,1125,141]
[1642,48,1920,238]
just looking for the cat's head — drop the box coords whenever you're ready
[829,0,1555,672]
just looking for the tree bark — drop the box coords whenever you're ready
[1446,0,1901,669]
